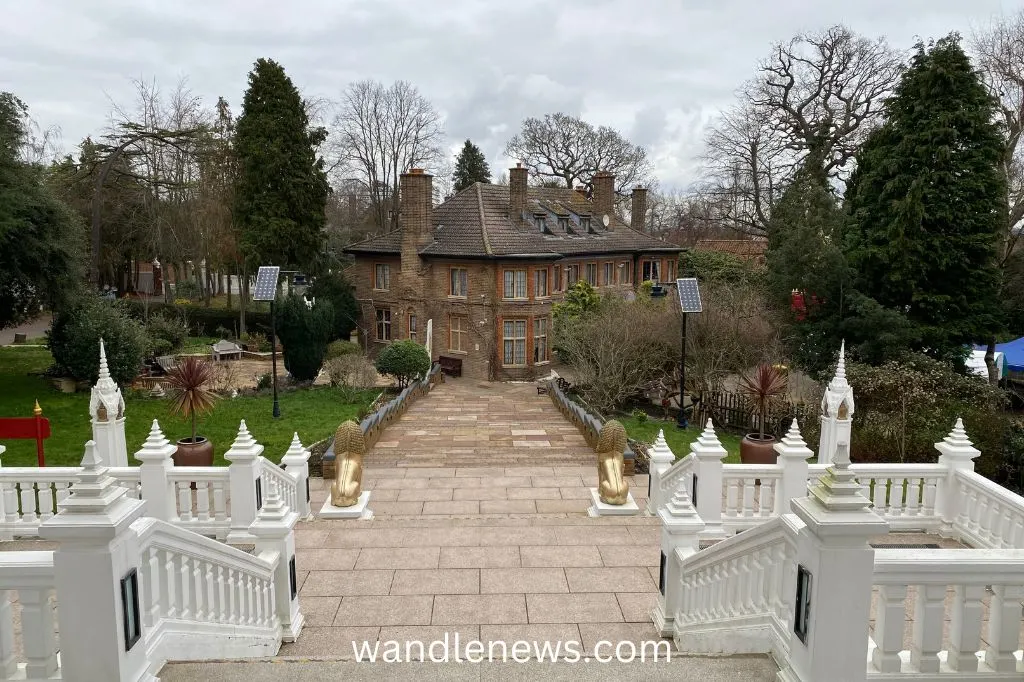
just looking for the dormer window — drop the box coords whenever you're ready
[534,214,552,234]
[581,217,592,233]
[558,217,569,232]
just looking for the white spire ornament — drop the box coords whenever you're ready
[89,339,129,467]
[818,341,854,466]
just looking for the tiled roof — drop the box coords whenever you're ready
[692,239,768,258]
[344,183,682,259]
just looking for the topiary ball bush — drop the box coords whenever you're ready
[374,339,430,389]
[276,294,335,382]
[48,294,149,385]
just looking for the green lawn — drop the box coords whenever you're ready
[619,415,742,463]
[0,346,375,467]
[178,336,221,354]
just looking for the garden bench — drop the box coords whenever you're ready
[438,355,462,377]
[211,340,243,362]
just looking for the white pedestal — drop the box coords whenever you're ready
[588,488,640,517]
[319,491,374,519]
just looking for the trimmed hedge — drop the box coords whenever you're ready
[118,299,272,338]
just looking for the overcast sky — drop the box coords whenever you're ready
[0,0,1018,190]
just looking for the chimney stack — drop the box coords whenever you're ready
[593,171,615,222]
[510,163,528,219]
[400,168,433,278]
[631,186,648,233]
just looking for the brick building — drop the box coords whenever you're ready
[344,165,683,381]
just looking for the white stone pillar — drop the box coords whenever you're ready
[934,418,980,537]
[653,484,705,637]
[0,444,11,542]
[133,420,177,522]
[225,420,264,545]
[425,318,433,359]
[817,341,853,467]
[691,420,727,539]
[249,480,304,642]
[90,339,129,467]
[280,432,312,519]
[778,442,889,682]
[774,420,813,515]
[38,442,154,682]
[645,429,675,515]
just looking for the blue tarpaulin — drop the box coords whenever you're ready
[974,337,1024,373]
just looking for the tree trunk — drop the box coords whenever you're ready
[239,265,248,335]
[226,270,233,310]
[985,337,998,385]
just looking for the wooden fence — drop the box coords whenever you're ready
[694,391,816,438]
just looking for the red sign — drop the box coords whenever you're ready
[0,406,51,467]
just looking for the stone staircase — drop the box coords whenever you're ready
[367,380,596,469]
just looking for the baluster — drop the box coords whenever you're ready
[985,584,1024,672]
[998,511,1014,549]
[871,584,907,673]
[955,482,972,528]
[889,478,905,517]
[267,582,277,627]
[179,556,192,619]
[742,555,755,614]
[871,477,886,513]
[177,482,193,522]
[193,559,205,621]
[19,588,58,678]
[0,590,17,678]
[217,566,227,622]
[725,480,739,519]
[1009,516,1024,549]
[970,490,985,535]
[246,575,256,625]
[921,478,937,517]
[905,478,921,518]
[196,482,211,522]
[760,481,774,518]
[858,475,870,502]
[146,547,161,626]
[36,484,54,521]
[742,478,755,518]
[19,484,38,524]
[947,584,984,672]
[213,482,227,523]
[55,482,71,505]
[980,500,998,544]
[228,570,237,624]
[255,577,264,626]
[724,560,736,616]
[163,549,177,618]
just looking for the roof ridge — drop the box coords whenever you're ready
[346,227,401,248]
[476,182,493,256]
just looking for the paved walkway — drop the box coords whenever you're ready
[0,314,51,346]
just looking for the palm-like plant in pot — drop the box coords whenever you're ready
[737,364,788,464]
[165,356,218,466]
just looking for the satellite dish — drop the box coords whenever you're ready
[602,214,610,228]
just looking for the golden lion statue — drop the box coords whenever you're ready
[596,420,629,505]
[331,420,366,507]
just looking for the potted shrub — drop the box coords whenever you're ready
[737,364,788,464]
[165,356,218,467]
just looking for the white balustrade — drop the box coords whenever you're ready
[108,466,143,499]
[952,469,1024,549]
[654,453,694,512]
[0,551,59,681]
[869,549,1024,677]
[259,459,300,519]
[0,468,78,538]
[166,468,232,540]
[849,464,944,531]
[721,465,782,534]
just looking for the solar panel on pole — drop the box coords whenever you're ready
[253,266,280,301]
[676,277,702,313]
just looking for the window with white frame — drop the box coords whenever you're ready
[374,263,390,291]
[585,263,598,286]
[535,269,548,297]
[450,267,468,297]
[449,315,467,352]
[533,317,549,364]
[408,313,417,341]
[642,260,660,283]
[566,264,580,286]
[553,265,562,292]
[666,259,676,281]
[375,308,391,341]
[503,269,527,299]
[502,319,527,366]
[603,262,614,286]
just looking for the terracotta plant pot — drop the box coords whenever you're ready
[740,433,778,464]
[174,437,214,467]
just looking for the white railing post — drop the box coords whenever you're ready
[645,430,675,515]
[774,420,813,516]
[778,444,889,682]
[225,421,263,545]
[280,432,311,519]
[691,420,727,539]
[249,480,303,642]
[0,586,15,677]
[0,444,11,542]
[19,587,58,679]
[38,441,151,682]
[134,420,177,522]
[652,483,705,637]
[933,418,980,538]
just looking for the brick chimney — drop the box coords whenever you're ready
[593,171,615,223]
[400,168,433,279]
[510,163,528,219]
[631,186,648,232]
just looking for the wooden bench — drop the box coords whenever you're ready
[438,356,462,377]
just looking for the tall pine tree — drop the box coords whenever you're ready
[452,139,490,192]
[845,35,1006,365]
[234,59,329,272]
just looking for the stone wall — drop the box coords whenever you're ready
[547,381,635,476]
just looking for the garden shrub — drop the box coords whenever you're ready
[145,311,188,352]
[172,280,202,301]
[48,294,149,385]
[307,271,360,341]
[326,340,360,360]
[118,298,272,337]
[374,340,430,388]
[276,294,334,382]
[326,355,378,401]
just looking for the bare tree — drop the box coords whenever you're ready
[699,25,903,236]
[330,80,444,232]
[504,113,653,202]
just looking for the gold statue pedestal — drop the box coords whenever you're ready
[319,491,374,520]
[588,489,640,517]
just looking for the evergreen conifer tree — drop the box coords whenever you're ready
[452,139,491,192]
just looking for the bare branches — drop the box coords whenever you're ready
[698,25,902,236]
[329,80,445,231]
[504,113,653,202]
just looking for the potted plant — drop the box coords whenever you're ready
[737,364,788,464]
[165,356,218,466]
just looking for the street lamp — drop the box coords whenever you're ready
[253,266,281,419]
[675,277,703,429]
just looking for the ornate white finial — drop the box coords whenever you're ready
[142,420,170,449]
[690,419,728,461]
[649,429,674,464]
[98,338,111,381]
[57,440,129,514]
[287,432,305,456]
[90,338,125,422]
[944,417,972,448]
[696,419,723,448]
[134,419,176,463]
[774,418,813,460]
[224,419,264,462]
[232,420,256,448]
[81,439,103,471]
[254,478,290,523]
[828,340,849,390]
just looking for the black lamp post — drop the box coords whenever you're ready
[253,266,281,418]
[675,278,703,429]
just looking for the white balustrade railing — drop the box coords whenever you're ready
[132,517,282,664]
[673,514,802,662]
[165,467,231,540]
[0,468,78,537]
[952,470,1024,549]
[721,465,782,533]
[869,549,1024,677]
[850,464,944,532]
[259,459,299,518]
[0,551,59,681]
[108,466,142,500]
